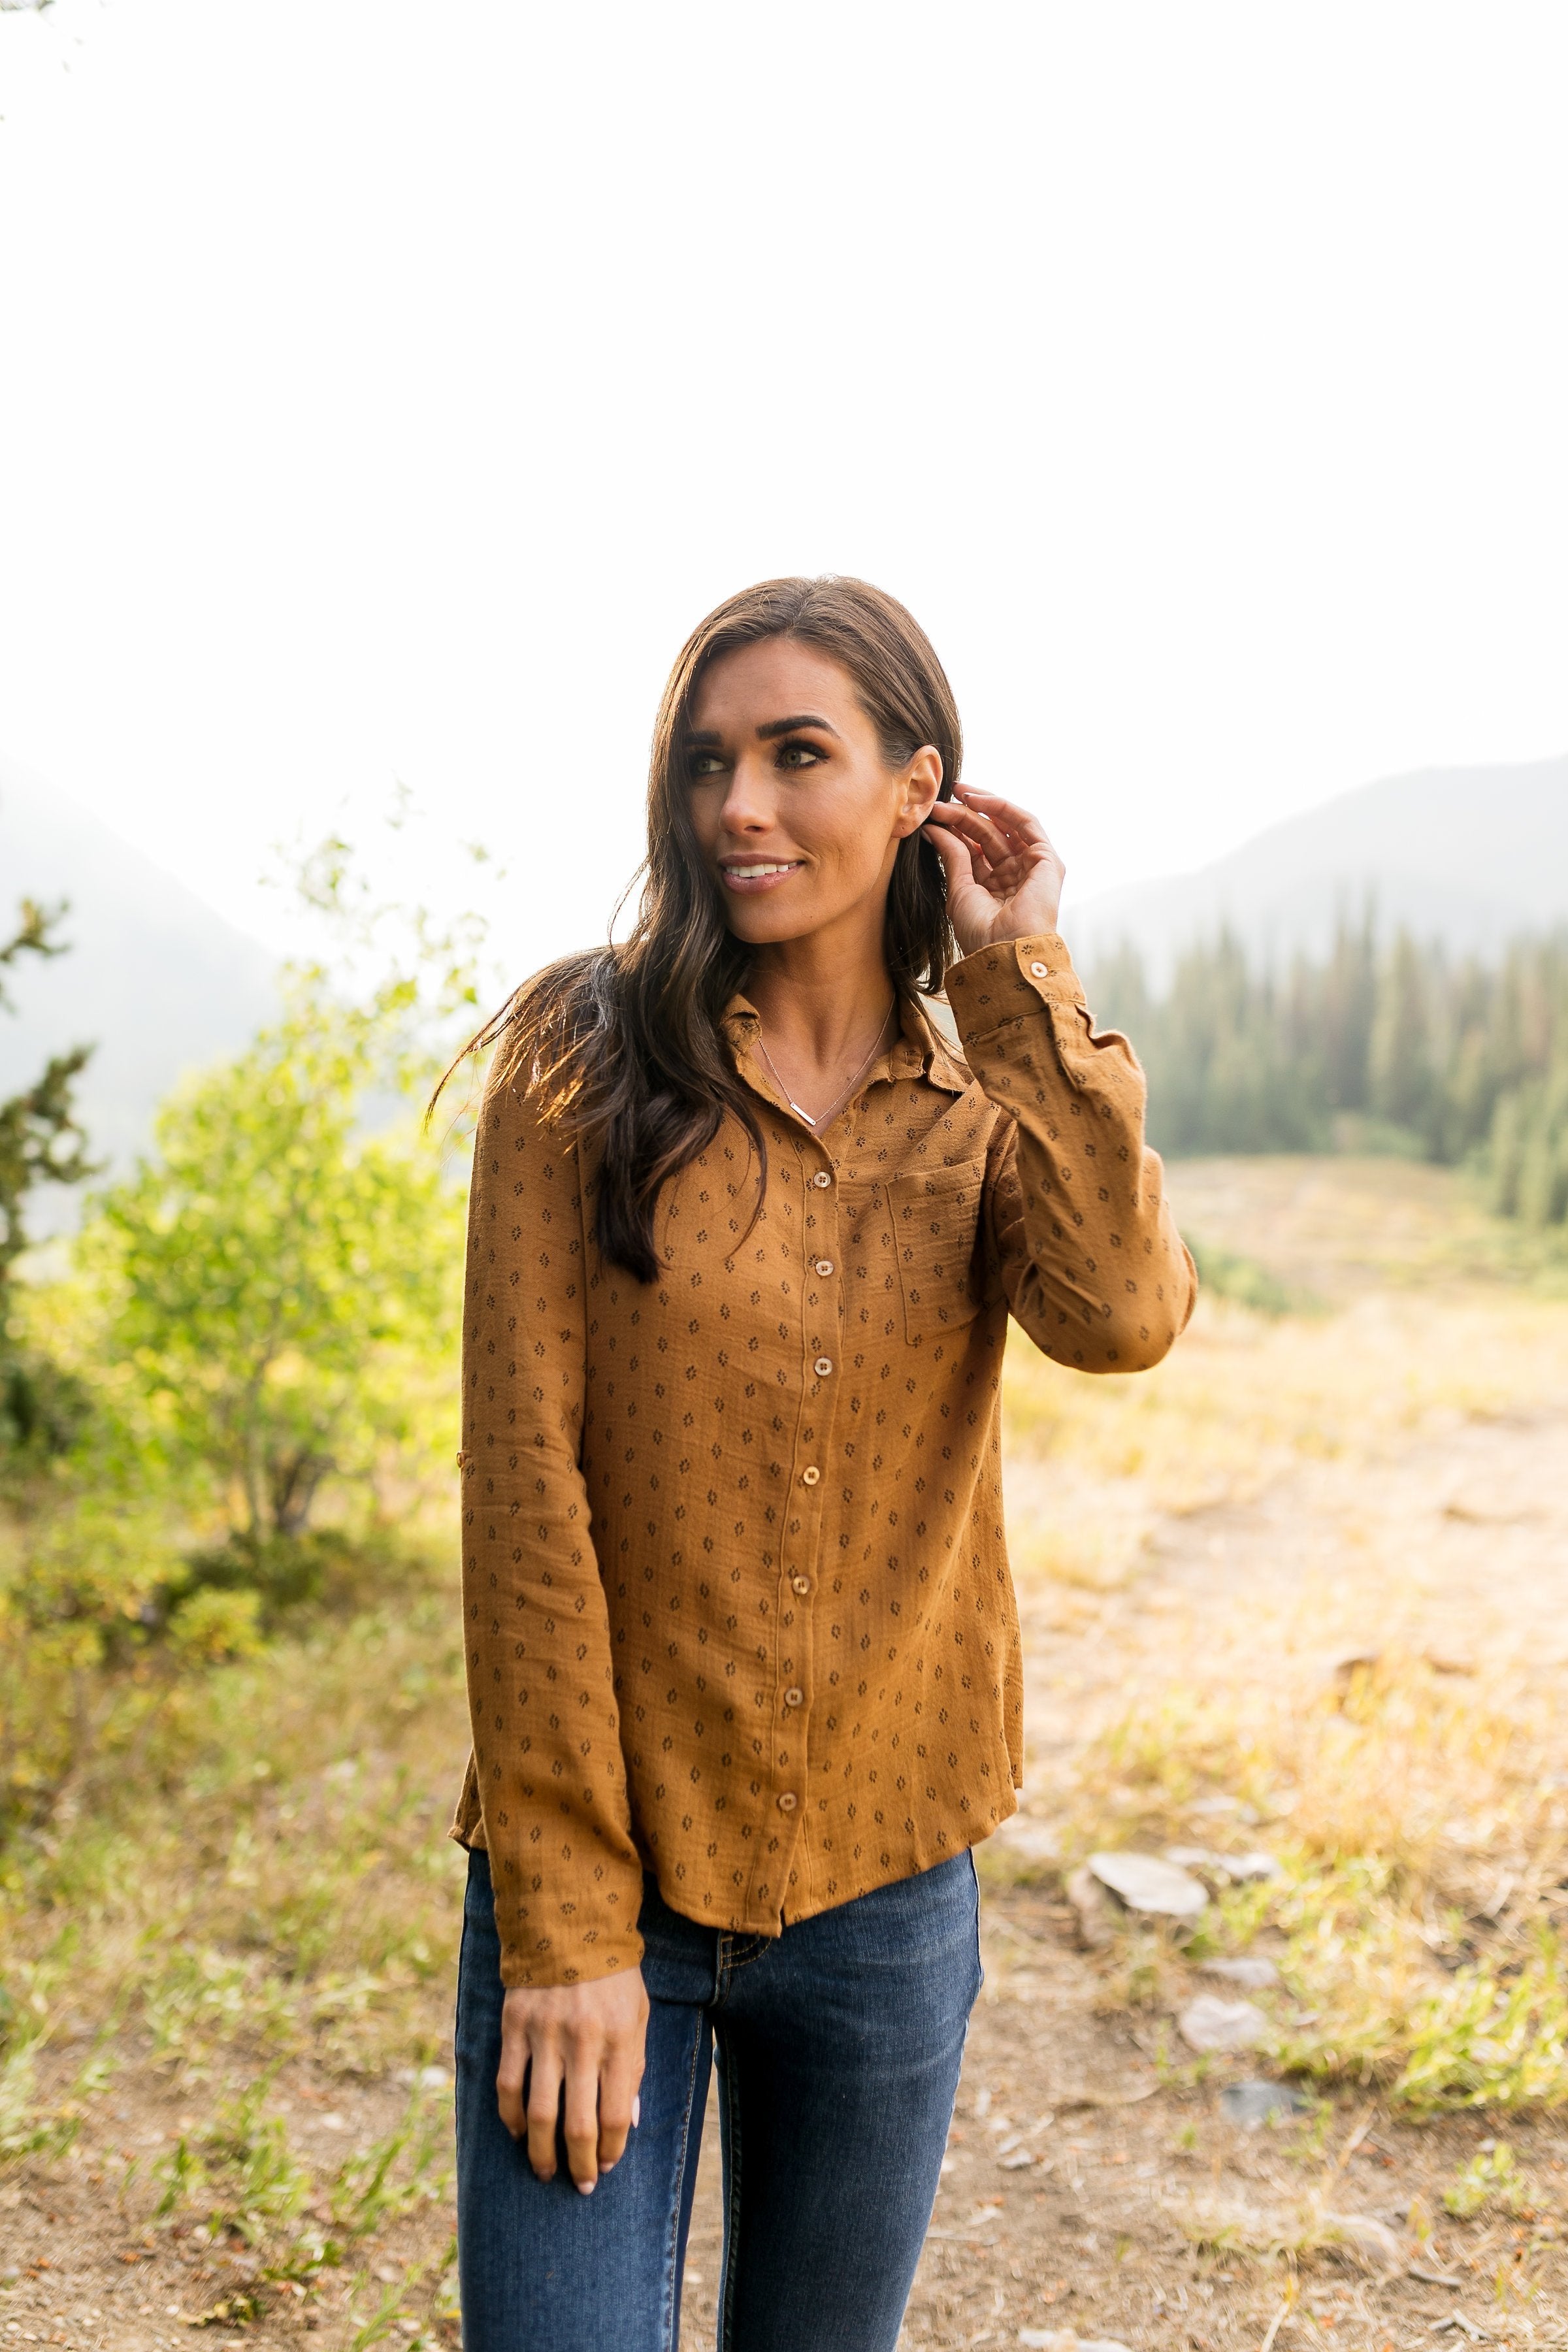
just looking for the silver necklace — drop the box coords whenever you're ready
[755,999,898,1131]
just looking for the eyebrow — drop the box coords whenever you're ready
[757,713,839,740]
[680,713,841,749]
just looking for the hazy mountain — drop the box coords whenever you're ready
[0,760,277,1206]
[1063,755,1568,983]
[5,750,1565,1209]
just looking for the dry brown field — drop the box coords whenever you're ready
[4,1157,1567,2352]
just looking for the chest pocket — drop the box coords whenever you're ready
[886,1166,985,1346]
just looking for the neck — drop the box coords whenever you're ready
[742,903,896,1069]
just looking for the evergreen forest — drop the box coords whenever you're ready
[1088,919,1568,1226]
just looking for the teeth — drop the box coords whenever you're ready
[728,862,798,878]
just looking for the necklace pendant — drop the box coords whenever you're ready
[755,1000,895,1140]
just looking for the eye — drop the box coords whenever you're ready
[689,752,726,778]
[776,738,825,769]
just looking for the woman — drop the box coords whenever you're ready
[449,576,1195,2351]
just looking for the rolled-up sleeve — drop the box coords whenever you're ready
[453,1073,644,1987]
[945,934,1197,1373]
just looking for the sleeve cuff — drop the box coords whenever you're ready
[498,1930,646,1993]
[944,934,1085,1037]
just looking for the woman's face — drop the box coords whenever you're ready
[683,638,943,950]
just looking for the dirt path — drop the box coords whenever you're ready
[1019,1399,1568,1773]
[5,1369,1568,2350]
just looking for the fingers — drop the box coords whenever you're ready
[930,801,1028,892]
[924,817,976,889]
[506,2035,616,2191]
[933,792,1064,904]
[596,2040,644,2177]
[927,786,1067,956]
[950,784,1054,851]
[562,2035,602,2194]
[596,1976,649,2179]
[934,795,1038,872]
[498,1969,651,2192]
[525,2048,565,2183]
[928,792,1013,851]
[926,806,1006,893]
[926,822,1004,960]
[496,1993,530,2141]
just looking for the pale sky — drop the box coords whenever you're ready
[3,0,1565,978]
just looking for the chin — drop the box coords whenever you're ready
[721,894,828,946]
[725,909,806,947]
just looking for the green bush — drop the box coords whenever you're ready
[1184,1236,1315,1317]
[82,972,463,1544]
[0,940,470,1844]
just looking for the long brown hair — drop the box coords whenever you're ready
[454,576,962,1282]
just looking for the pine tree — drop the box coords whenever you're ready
[1,901,97,1459]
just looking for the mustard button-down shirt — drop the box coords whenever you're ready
[451,935,1196,1986]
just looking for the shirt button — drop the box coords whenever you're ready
[811,1169,832,1189]
[792,1575,811,1595]
[801,1465,820,1486]
[784,1687,804,1708]
[1030,959,1050,977]
[815,1258,834,1276]
[813,1356,834,1377]
[777,1791,798,1812]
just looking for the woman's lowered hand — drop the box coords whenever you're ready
[924,787,1066,958]
[497,1969,650,2192]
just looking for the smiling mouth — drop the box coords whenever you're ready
[719,860,805,890]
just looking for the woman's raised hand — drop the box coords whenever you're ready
[924,787,1066,960]
[497,1969,650,2193]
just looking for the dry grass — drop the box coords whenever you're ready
[997,1158,1568,2119]
[0,1582,471,2342]
[1004,1288,1568,1533]
[1,1584,470,2136]
[1053,1654,1568,2111]
[1004,1156,1568,1546]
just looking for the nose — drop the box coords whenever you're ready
[717,749,777,838]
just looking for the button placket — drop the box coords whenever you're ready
[776,1160,841,1863]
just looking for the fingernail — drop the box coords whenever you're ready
[632,2095,641,2128]
[577,2178,596,2197]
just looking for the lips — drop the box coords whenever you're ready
[719,859,805,893]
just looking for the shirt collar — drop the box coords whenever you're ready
[903,992,973,1095]
[723,987,971,1103]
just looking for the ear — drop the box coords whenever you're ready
[891,745,944,839]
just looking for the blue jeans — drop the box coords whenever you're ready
[454,1846,983,2352]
